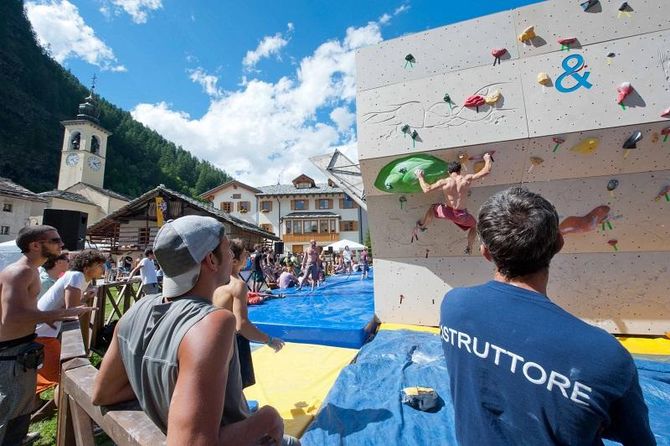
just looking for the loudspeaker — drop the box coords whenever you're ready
[274,241,284,255]
[327,246,333,254]
[43,209,88,251]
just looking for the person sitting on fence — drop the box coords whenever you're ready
[34,250,104,397]
[213,239,285,390]
[92,216,299,446]
[127,248,159,295]
[0,226,92,445]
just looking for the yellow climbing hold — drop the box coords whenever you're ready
[484,89,502,105]
[570,138,600,154]
[518,25,536,43]
[537,72,551,86]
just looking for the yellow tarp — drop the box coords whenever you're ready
[617,336,670,356]
[244,343,358,438]
[379,322,440,334]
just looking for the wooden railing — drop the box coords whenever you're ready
[57,321,166,445]
[89,278,143,351]
[283,233,339,243]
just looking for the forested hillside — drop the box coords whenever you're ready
[0,0,230,198]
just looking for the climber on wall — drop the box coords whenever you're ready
[413,152,493,254]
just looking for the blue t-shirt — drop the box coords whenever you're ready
[440,280,655,446]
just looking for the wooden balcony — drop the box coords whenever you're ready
[283,233,339,243]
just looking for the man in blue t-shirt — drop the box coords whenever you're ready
[440,187,655,446]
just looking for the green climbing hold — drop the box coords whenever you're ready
[374,154,448,193]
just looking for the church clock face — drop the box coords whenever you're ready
[66,153,80,166]
[87,156,102,171]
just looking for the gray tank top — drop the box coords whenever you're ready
[116,294,249,433]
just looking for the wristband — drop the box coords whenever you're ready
[266,336,273,345]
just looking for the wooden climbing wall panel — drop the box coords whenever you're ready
[357,0,670,334]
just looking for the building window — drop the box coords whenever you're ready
[296,182,311,189]
[261,224,273,233]
[0,226,9,235]
[341,220,358,232]
[260,201,273,212]
[90,136,100,154]
[318,199,332,210]
[220,202,232,213]
[138,227,150,246]
[285,222,292,234]
[306,220,318,233]
[292,199,308,210]
[2,203,12,212]
[238,201,250,213]
[232,193,242,199]
[293,220,303,234]
[330,220,337,233]
[340,195,356,209]
[70,132,81,150]
[319,220,330,233]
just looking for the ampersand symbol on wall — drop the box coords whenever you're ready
[555,54,593,93]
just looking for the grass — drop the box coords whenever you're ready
[29,283,141,445]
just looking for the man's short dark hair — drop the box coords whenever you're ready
[43,253,69,270]
[144,248,153,257]
[16,225,58,253]
[70,249,106,272]
[477,188,560,278]
[229,239,247,261]
[447,161,462,174]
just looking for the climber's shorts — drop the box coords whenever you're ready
[433,204,476,231]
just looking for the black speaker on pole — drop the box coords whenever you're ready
[274,241,284,255]
[327,246,333,254]
[43,209,88,251]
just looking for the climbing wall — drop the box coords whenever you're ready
[357,0,670,334]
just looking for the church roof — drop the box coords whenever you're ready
[0,177,47,202]
[69,183,130,201]
[256,183,342,196]
[38,190,96,206]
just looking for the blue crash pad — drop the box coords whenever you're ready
[302,330,670,445]
[248,271,376,348]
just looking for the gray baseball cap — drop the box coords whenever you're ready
[153,215,225,298]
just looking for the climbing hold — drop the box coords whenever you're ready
[464,95,486,112]
[570,138,599,155]
[655,185,670,202]
[425,249,430,258]
[623,131,642,159]
[404,54,416,69]
[607,179,619,198]
[661,108,670,118]
[491,48,507,66]
[580,0,599,12]
[552,137,565,152]
[607,239,619,252]
[518,26,536,43]
[374,154,448,194]
[537,72,551,86]
[527,156,544,173]
[651,132,659,143]
[618,2,632,17]
[410,130,419,148]
[559,205,610,235]
[443,93,453,111]
[399,196,407,210]
[484,90,502,105]
[401,124,411,135]
[616,82,633,109]
[661,127,670,143]
[606,52,615,65]
[557,37,577,51]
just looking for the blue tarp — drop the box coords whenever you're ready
[303,330,670,446]
[248,271,376,348]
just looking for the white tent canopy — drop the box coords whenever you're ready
[324,239,366,252]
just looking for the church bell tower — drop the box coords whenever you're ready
[57,78,112,191]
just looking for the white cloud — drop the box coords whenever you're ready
[242,23,294,70]
[25,0,125,72]
[394,4,411,16]
[189,68,222,98]
[379,3,410,26]
[102,0,163,24]
[131,20,384,186]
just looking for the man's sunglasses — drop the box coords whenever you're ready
[40,238,63,244]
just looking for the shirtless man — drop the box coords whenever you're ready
[414,152,493,254]
[213,239,285,388]
[0,226,92,445]
[298,240,320,291]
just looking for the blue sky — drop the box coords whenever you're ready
[26,0,541,186]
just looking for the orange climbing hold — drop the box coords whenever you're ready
[559,205,610,235]
[518,26,536,43]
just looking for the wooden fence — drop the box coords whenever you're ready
[57,321,166,445]
[88,278,143,352]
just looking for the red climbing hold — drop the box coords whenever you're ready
[491,48,507,58]
[557,37,577,45]
[616,82,633,104]
[662,108,670,118]
[464,95,486,108]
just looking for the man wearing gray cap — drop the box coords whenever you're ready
[92,216,299,445]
